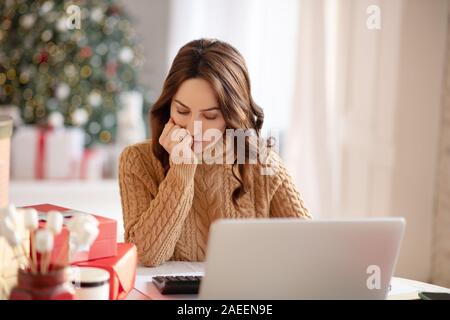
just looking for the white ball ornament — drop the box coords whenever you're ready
[56,17,67,32]
[72,108,89,126]
[55,83,71,100]
[46,210,63,235]
[74,222,99,251]
[67,213,99,252]
[48,111,64,128]
[119,47,134,64]
[91,7,105,23]
[24,208,39,231]
[35,229,54,253]
[20,14,36,29]
[88,91,102,107]
[40,1,55,15]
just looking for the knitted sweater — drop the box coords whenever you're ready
[118,139,312,267]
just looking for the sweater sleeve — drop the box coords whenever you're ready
[267,151,312,219]
[118,145,197,266]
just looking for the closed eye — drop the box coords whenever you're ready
[176,109,190,115]
[203,113,218,120]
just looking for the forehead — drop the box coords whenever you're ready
[173,78,218,109]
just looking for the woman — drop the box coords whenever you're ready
[119,38,311,267]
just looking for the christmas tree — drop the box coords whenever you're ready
[0,0,147,146]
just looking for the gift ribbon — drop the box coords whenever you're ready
[35,127,52,180]
[80,149,95,180]
[35,127,82,180]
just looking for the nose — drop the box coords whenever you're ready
[186,117,203,141]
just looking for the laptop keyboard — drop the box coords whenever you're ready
[152,275,203,295]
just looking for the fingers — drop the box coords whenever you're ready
[168,125,186,142]
[179,130,193,146]
[170,132,196,164]
[160,119,175,140]
[159,118,179,149]
[159,117,194,155]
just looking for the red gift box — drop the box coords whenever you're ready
[24,204,117,264]
[72,243,137,300]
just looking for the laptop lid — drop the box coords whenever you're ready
[199,217,405,299]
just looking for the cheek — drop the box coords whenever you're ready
[214,118,227,134]
[170,109,186,127]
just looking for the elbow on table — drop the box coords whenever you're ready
[138,254,168,267]
[125,233,168,267]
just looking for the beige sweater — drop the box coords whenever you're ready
[118,139,311,267]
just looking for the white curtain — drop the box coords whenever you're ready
[285,0,402,219]
[285,0,449,283]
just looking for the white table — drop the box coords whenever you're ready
[129,261,450,300]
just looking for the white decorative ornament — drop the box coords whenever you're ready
[74,222,99,251]
[48,111,64,128]
[88,91,102,107]
[67,213,99,253]
[35,229,54,253]
[20,14,36,29]
[55,83,71,100]
[91,7,104,23]
[46,210,63,235]
[24,208,39,231]
[67,213,99,232]
[118,47,134,64]
[72,108,89,126]
[40,1,55,15]
[41,29,53,42]
[56,17,67,32]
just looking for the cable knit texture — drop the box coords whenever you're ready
[119,139,312,266]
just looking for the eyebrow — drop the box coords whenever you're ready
[174,99,220,112]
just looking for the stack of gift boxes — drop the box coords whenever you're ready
[23,204,137,300]
[11,126,111,180]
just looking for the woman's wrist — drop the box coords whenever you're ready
[169,152,199,166]
[168,154,198,181]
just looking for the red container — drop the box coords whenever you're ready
[72,243,137,300]
[9,266,75,300]
[24,203,117,264]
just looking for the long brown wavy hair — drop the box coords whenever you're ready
[150,38,265,206]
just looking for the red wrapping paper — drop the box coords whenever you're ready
[24,204,117,264]
[72,243,137,300]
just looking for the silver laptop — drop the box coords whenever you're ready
[199,217,405,300]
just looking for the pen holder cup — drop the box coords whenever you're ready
[9,266,75,300]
